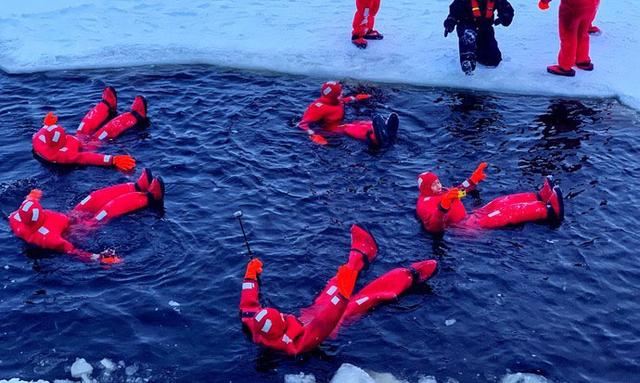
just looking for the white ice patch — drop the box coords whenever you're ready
[169,300,181,313]
[70,358,93,379]
[501,373,552,383]
[445,319,456,326]
[284,373,317,383]
[0,1,637,110]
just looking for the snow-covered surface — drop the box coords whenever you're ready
[1,1,639,109]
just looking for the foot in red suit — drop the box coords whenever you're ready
[32,112,136,171]
[298,81,398,149]
[8,169,164,264]
[93,95,149,142]
[416,163,564,233]
[351,0,382,49]
[239,225,438,356]
[77,86,118,136]
[540,0,598,75]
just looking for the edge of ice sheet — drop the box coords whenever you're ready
[0,1,638,111]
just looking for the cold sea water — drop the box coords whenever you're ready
[0,66,638,383]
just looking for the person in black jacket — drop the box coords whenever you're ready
[444,0,514,75]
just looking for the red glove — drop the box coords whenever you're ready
[245,258,263,280]
[43,112,58,126]
[336,264,358,298]
[538,0,550,10]
[113,155,136,171]
[355,93,371,101]
[440,188,462,210]
[469,162,488,185]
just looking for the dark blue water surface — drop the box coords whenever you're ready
[0,66,639,383]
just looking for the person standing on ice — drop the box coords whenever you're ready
[415,163,564,233]
[443,0,515,75]
[588,0,601,35]
[539,0,598,77]
[298,81,398,149]
[351,0,384,49]
[239,225,438,356]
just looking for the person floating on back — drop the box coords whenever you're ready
[298,81,398,149]
[239,225,438,356]
[351,0,384,49]
[416,163,564,233]
[444,0,515,75]
[33,87,148,171]
[539,0,598,77]
[8,169,164,264]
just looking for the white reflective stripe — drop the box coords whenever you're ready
[417,178,423,187]
[59,147,68,152]
[103,155,112,163]
[261,319,272,333]
[90,253,100,261]
[462,180,470,188]
[322,87,332,95]
[255,309,268,322]
[80,195,91,205]
[37,226,49,235]
[95,210,107,221]
[52,131,61,143]
[13,213,21,222]
[38,135,46,143]
[282,334,292,344]
[326,285,337,295]
[46,125,58,132]
[22,201,34,212]
[31,208,40,222]
[98,131,108,140]
[356,296,370,305]
[488,210,501,218]
[331,296,340,305]
[78,122,85,131]
[361,8,369,25]
[314,102,323,107]
[326,81,336,85]
[242,282,255,290]
[423,197,431,202]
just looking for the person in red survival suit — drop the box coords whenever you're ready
[33,112,136,171]
[76,86,149,142]
[539,0,598,77]
[351,0,384,49]
[239,225,439,355]
[298,81,398,149]
[8,169,164,265]
[415,162,564,233]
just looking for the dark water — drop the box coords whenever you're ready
[0,66,639,383]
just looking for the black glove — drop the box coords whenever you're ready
[494,16,513,27]
[444,17,456,37]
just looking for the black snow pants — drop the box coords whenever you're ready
[456,21,502,72]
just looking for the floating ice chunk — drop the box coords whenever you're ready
[369,371,410,383]
[169,300,181,313]
[70,358,93,379]
[445,319,456,326]
[0,379,50,383]
[125,364,139,376]
[418,377,438,383]
[284,372,316,383]
[330,363,375,383]
[501,373,551,383]
[100,358,116,372]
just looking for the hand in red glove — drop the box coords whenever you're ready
[245,258,263,280]
[43,112,58,126]
[469,162,488,185]
[113,155,136,171]
[336,264,358,299]
[440,188,462,210]
[538,0,551,10]
[355,93,371,101]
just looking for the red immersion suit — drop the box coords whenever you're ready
[239,225,438,355]
[541,0,598,75]
[299,82,375,143]
[8,170,164,264]
[351,0,384,48]
[415,164,564,233]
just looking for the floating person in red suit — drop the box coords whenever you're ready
[8,169,164,264]
[32,87,149,171]
[416,163,564,233]
[239,225,438,356]
[539,0,598,76]
[351,0,384,49]
[298,81,398,149]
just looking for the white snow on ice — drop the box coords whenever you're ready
[1,1,639,109]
